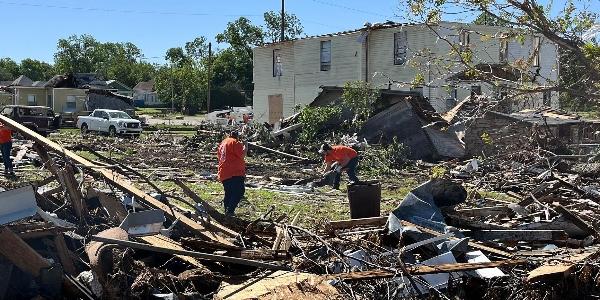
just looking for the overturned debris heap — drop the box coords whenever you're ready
[2,113,600,300]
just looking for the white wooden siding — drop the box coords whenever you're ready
[253,21,560,122]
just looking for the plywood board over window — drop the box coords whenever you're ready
[268,94,283,124]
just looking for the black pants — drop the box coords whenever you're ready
[222,176,245,215]
[0,142,12,172]
[333,156,359,189]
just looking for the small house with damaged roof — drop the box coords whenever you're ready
[252,21,559,124]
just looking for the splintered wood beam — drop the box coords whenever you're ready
[1,114,235,247]
[248,142,309,161]
[555,205,599,237]
[330,260,527,281]
[0,226,51,277]
[326,216,388,231]
[92,235,289,271]
[465,230,568,242]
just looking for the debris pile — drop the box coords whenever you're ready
[3,111,600,300]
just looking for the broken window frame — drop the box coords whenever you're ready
[532,36,541,67]
[394,31,408,65]
[272,49,283,77]
[320,40,332,71]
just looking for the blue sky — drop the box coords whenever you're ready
[0,0,596,65]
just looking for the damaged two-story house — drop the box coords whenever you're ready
[252,21,560,124]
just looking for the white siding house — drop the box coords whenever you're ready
[252,21,560,123]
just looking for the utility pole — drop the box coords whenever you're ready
[281,0,285,42]
[207,42,212,113]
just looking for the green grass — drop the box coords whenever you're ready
[576,111,600,120]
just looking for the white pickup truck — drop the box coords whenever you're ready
[77,109,142,136]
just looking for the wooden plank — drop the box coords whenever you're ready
[91,235,288,270]
[86,188,128,224]
[54,233,77,276]
[0,226,51,277]
[555,205,598,237]
[400,220,514,258]
[140,235,210,271]
[327,216,388,231]
[172,179,240,238]
[331,260,526,281]
[454,206,513,217]
[248,142,309,161]
[527,264,573,282]
[465,230,568,242]
[0,115,235,246]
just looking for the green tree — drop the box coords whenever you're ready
[263,11,304,43]
[0,58,20,81]
[216,17,264,58]
[53,34,156,88]
[403,0,600,106]
[19,58,55,81]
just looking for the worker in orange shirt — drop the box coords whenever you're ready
[0,122,14,176]
[217,131,247,216]
[319,143,360,189]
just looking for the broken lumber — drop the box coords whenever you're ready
[0,226,51,277]
[464,230,568,242]
[555,204,599,237]
[54,234,77,276]
[91,235,289,271]
[331,260,527,281]
[454,206,513,217]
[139,234,210,271]
[248,142,308,161]
[326,216,387,232]
[1,114,235,246]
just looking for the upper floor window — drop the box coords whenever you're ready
[532,36,541,67]
[273,49,283,77]
[499,37,509,63]
[27,95,36,105]
[543,90,551,106]
[320,40,331,71]
[394,31,408,65]
[459,29,470,52]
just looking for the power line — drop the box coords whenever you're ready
[0,1,262,17]
[309,0,394,19]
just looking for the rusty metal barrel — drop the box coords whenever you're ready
[347,181,381,219]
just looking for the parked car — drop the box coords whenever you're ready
[77,109,142,136]
[206,106,253,125]
[0,105,61,136]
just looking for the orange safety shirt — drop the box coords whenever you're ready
[324,145,357,164]
[0,127,11,144]
[217,137,246,182]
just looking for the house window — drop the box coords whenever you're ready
[543,90,551,106]
[532,36,541,67]
[27,95,36,105]
[320,40,331,71]
[394,31,408,65]
[46,94,53,108]
[65,96,77,112]
[499,38,509,63]
[273,49,283,77]
[471,85,481,97]
[459,29,470,52]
